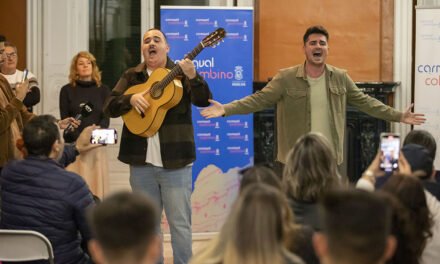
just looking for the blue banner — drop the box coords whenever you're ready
[161,7,253,232]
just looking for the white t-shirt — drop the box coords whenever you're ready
[145,68,164,167]
[1,69,38,89]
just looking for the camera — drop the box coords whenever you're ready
[90,128,118,145]
[379,132,400,172]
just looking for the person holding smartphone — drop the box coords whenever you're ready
[60,51,111,198]
[0,42,40,113]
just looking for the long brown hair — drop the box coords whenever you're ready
[381,175,433,263]
[68,51,102,87]
[283,132,342,202]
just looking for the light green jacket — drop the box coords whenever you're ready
[224,64,402,164]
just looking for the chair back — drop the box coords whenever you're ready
[0,229,54,264]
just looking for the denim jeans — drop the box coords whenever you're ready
[130,164,192,264]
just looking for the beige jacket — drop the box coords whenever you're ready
[224,64,402,164]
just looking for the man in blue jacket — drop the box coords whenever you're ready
[0,115,95,264]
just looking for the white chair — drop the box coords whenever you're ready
[0,229,54,264]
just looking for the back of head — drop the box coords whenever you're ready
[239,165,282,193]
[192,183,295,264]
[88,191,158,263]
[381,174,433,248]
[320,189,392,264]
[303,25,329,44]
[401,144,434,179]
[403,130,436,160]
[283,133,340,202]
[23,115,59,157]
[376,190,425,264]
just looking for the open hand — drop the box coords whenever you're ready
[200,99,225,118]
[401,104,426,125]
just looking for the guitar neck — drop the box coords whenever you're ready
[158,42,205,87]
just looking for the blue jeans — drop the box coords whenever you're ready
[130,164,192,264]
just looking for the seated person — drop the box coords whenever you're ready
[190,183,305,264]
[88,191,160,264]
[239,165,319,264]
[0,115,95,264]
[401,143,440,201]
[313,189,396,264]
[0,42,40,112]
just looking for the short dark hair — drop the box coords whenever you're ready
[239,165,282,192]
[88,191,158,261]
[303,25,329,44]
[0,35,6,42]
[381,175,433,247]
[146,28,168,43]
[320,189,392,264]
[401,144,434,179]
[403,130,437,160]
[23,115,60,156]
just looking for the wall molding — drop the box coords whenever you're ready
[393,0,413,137]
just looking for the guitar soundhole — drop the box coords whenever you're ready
[150,82,163,99]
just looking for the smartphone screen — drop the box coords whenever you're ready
[90,128,118,144]
[379,133,400,172]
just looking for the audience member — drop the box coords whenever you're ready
[190,183,304,264]
[1,42,40,112]
[283,132,343,230]
[376,191,422,264]
[358,152,440,264]
[88,191,160,264]
[239,165,319,264]
[381,175,434,264]
[239,165,282,191]
[401,144,440,200]
[0,115,95,264]
[313,189,396,264]
[403,129,440,191]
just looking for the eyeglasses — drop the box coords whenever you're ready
[5,52,17,59]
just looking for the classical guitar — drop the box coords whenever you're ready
[122,28,226,137]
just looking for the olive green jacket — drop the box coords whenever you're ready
[224,64,402,164]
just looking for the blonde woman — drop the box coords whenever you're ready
[283,132,344,230]
[190,183,304,264]
[59,51,110,142]
[60,51,110,198]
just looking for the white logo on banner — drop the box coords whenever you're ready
[243,20,248,27]
[243,34,248,42]
[184,34,189,41]
[184,20,188,27]
[234,66,243,80]
[214,20,218,27]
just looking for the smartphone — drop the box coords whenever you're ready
[22,69,28,82]
[379,133,400,172]
[90,128,118,144]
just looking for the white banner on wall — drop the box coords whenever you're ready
[414,7,440,168]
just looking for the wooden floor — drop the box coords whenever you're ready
[164,239,211,264]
